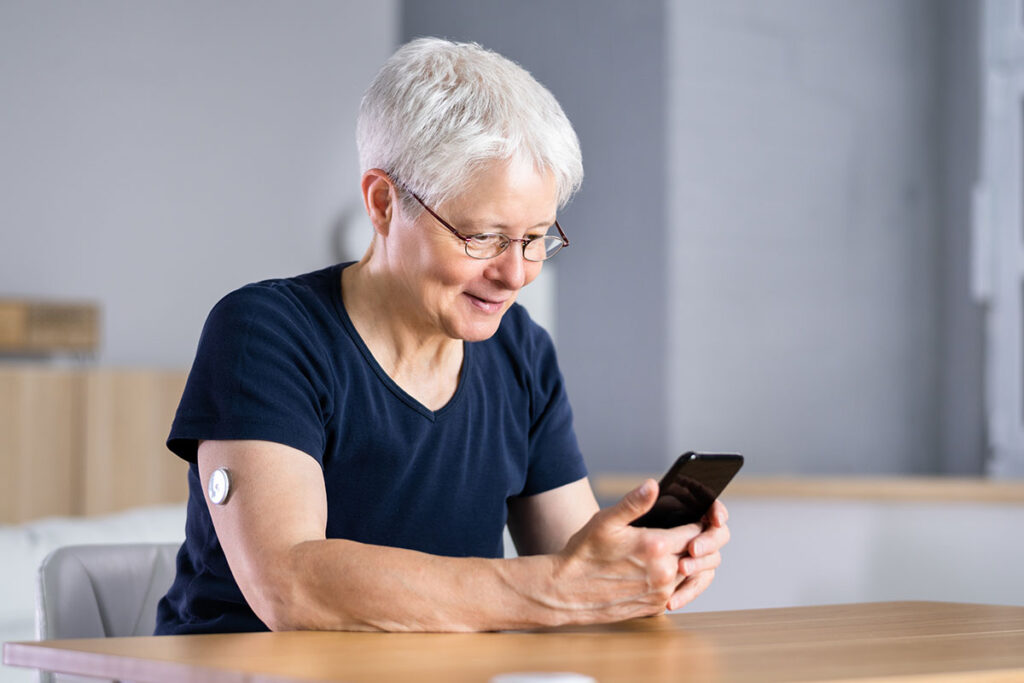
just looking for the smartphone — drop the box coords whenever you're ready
[629,452,744,528]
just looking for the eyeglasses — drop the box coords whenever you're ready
[409,191,569,262]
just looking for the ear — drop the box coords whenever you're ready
[361,169,398,237]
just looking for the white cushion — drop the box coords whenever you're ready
[0,505,185,637]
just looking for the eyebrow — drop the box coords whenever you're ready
[463,217,557,232]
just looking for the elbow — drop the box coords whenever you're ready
[253,595,305,632]
[241,544,374,632]
[250,579,359,632]
[252,584,362,632]
[236,547,327,632]
[247,582,314,632]
[257,598,382,633]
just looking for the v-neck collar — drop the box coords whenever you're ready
[330,263,470,422]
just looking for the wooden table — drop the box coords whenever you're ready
[6,602,1024,682]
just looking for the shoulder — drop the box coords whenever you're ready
[482,303,560,383]
[206,265,342,332]
[194,265,345,367]
[492,303,554,355]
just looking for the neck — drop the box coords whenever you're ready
[341,257,462,380]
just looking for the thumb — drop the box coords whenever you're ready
[605,479,659,526]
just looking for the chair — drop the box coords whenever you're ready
[35,543,180,682]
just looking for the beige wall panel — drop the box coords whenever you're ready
[0,368,80,523]
[0,369,18,521]
[81,370,188,515]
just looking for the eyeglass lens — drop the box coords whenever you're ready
[464,234,564,261]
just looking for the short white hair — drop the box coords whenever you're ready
[357,37,583,215]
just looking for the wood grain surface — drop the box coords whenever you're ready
[6,602,1024,682]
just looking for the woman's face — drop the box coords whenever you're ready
[388,158,558,343]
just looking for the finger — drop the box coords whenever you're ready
[653,523,703,556]
[667,569,716,611]
[704,500,729,528]
[688,522,731,557]
[603,479,659,526]
[679,550,721,577]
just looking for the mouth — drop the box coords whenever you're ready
[464,292,509,314]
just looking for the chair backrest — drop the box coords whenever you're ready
[35,543,179,641]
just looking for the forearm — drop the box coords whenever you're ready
[263,538,571,632]
[200,439,726,632]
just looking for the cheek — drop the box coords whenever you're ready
[524,262,544,286]
[428,253,486,291]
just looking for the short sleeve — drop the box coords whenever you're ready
[168,285,332,464]
[520,319,588,496]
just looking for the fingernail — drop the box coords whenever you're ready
[638,480,654,496]
[692,541,704,556]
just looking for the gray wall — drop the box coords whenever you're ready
[404,0,984,476]
[1,1,985,476]
[693,496,1024,611]
[402,0,670,475]
[666,0,982,475]
[0,0,398,366]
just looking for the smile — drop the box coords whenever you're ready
[465,293,507,314]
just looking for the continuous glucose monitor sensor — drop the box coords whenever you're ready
[208,467,231,505]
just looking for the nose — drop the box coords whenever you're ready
[485,243,527,291]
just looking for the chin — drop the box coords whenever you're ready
[444,295,514,341]
[445,313,506,342]
[455,321,503,342]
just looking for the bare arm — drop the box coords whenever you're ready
[198,439,729,632]
[506,478,600,556]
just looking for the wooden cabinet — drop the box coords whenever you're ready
[0,367,189,523]
[0,368,80,521]
[0,300,99,354]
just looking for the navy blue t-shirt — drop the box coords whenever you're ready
[155,263,587,634]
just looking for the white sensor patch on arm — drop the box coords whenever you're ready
[208,467,232,505]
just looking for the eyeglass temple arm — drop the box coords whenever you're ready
[411,188,569,248]
[554,220,569,247]
[409,191,471,242]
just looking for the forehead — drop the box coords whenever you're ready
[439,158,558,225]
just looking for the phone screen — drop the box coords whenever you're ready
[630,452,744,528]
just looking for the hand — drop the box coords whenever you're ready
[549,479,706,624]
[669,500,731,611]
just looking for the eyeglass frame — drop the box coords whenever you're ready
[406,190,570,261]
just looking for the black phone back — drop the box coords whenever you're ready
[630,452,744,528]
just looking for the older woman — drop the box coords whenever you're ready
[155,37,730,634]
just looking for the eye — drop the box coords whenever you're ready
[469,233,504,245]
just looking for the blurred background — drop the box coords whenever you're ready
[1,4,1024,672]
[5,0,1017,479]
